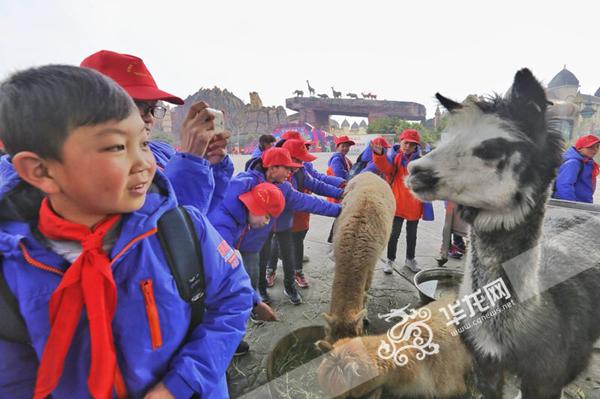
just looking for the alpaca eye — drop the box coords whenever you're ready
[472,138,517,161]
[473,143,504,160]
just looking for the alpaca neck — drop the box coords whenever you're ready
[467,191,548,303]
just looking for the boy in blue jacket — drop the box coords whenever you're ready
[226,148,342,305]
[262,141,344,304]
[0,65,253,398]
[553,134,599,203]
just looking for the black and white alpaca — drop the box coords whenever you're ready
[406,69,600,398]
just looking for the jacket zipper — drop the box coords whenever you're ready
[140,279,163,350]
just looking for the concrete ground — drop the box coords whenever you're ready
[226,153,600,399]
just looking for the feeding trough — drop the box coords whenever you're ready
[414,268,463,304]
[266,325,328,398]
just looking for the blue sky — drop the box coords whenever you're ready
[2,0,598,120]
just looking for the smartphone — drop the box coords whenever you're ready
[206,108,225,132]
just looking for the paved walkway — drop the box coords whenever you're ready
[225,153,600,399]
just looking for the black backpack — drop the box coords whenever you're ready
[347,153,368,180]
[0,206,205,344]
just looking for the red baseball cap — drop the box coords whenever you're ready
[262,147,304,168]
[80,50,184,105]
[371,136,391,148]
[399,129,420,144]
[575,134,600,150]
[239,182,285,217]
[282,139,317,162]
[334,135,356,146]
[281,130,314,145]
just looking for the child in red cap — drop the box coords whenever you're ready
[209,182,285,326]
[372,129,426,273]
[553,134,599,203]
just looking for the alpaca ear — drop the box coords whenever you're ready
[436,93,462,112]
[510,68,551,112]
[509,68,552,139]
[315,339,333,353]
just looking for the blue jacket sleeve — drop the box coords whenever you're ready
[163,152,215,214]
[554,159,580,201]
[0,340,38,398]
[330,154,349,180]
[207,206,237,248]
[163,208,253,398]
[209,156,234,214]
[302,172,343,199]
[281,182,342,217]
[149,140,177,170]
[305,162,345,187]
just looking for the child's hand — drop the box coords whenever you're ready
[253,301,277,321]
[180,101,216,158]
[205,131,231,165]
[143,382,174,399]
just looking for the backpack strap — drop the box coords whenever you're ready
[157,206,205,331]
[0,257,30,344]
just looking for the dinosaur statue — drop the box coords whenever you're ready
[318,93,329,99]
[293,89,304,97]
[306,80,315,96]
[347,93,358,99]
[331,87,342,99]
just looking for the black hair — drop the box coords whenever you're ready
[0,64,134,160]
[259,134,276,150]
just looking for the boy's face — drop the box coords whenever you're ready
[43,111,156,225]
[248,213,271,228]
[580,143,599,159]
[267,165,292,183]
[338,143,351,155]
[400,140,418,155]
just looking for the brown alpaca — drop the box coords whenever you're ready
[323,173,395,343]
[317,296,472,399]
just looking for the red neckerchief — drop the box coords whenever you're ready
[34,198,121,399]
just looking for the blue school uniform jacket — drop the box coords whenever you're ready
[150,141,234,214]
[273,169,343,232]
[0,170,253,399]
[304,162,344,187]
[553,146,598,203]
[212,169,341,252]
[327,152,352,180]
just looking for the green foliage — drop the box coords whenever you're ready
[367,116,447,145]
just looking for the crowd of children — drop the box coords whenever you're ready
[0,50,597,398]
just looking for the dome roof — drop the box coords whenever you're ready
[341,119,350,127]
[548,66,580,88]
[359,120,367,127]
[594,87,600,98]
[351,122,359,130]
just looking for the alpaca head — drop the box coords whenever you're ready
[317,337,382,398]
[321,309,367,344]
[406,69,564,230]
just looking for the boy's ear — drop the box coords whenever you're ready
[11,152,61,195]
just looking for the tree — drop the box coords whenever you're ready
[367,116,445,145]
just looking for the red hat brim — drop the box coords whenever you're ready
[401,138,420,144]
[239,191,269,216]
[337,140,356,146]
[125,85,184,105]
